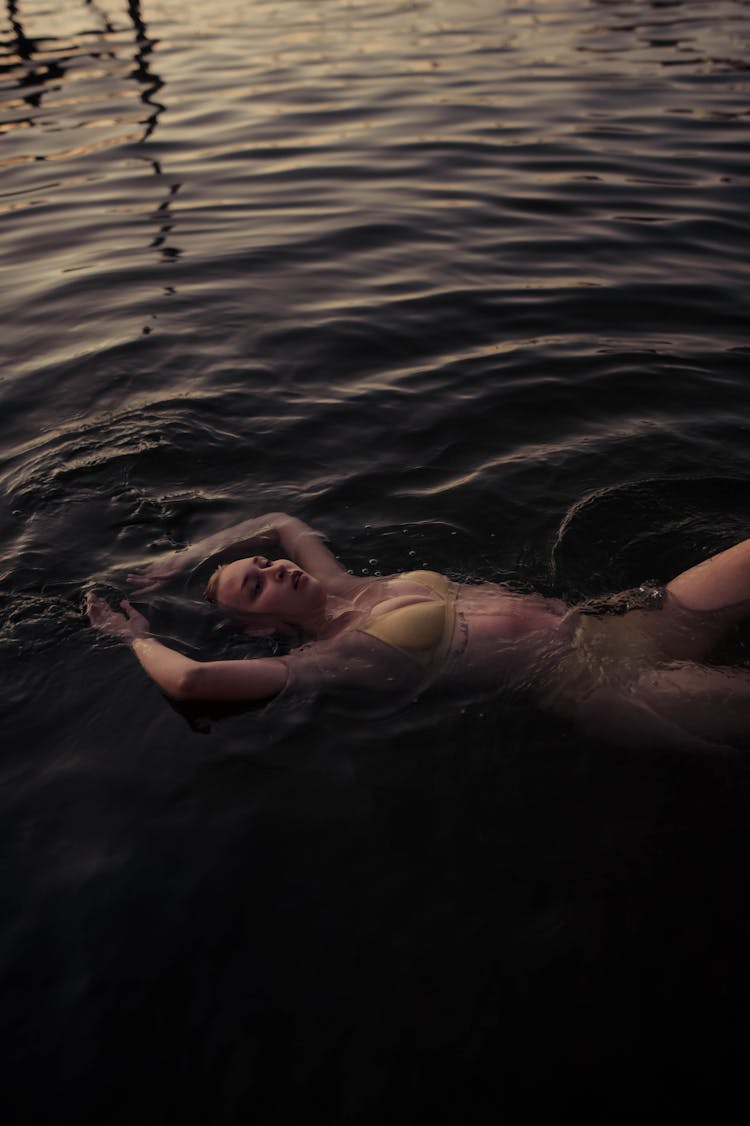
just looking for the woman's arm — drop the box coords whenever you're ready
[88,594,421,707]
[129,512,348,592]
[87,594,287,702]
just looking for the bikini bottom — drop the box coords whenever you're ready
[540,593,669,715]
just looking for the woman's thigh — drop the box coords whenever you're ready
[575,663,750,751]
[666,538,750,613]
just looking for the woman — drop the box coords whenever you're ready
[87,511,750,749]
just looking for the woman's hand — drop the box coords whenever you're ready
[86,591,287,702]
[87,593,150,644]
[127,556,184,594]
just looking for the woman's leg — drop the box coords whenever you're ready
[632,538,750,662]
[667,537,750,612]
[576,663,750,751]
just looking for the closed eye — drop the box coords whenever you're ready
[252,558,270,598]
[243,561,267,600]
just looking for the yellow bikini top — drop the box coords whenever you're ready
[357,570,459,669]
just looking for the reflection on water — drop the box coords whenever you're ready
[2,0,164,149]
[126,0,165,143]
[2,0,750,1121]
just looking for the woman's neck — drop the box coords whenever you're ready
[296,577,390,637]
[316,592,361,637]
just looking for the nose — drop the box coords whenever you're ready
[268,561,287,581]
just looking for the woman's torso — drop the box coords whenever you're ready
[438,580,573,691]
[335,570,575,692]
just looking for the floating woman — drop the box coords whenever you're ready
[86,511,750,751]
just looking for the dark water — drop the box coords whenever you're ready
[2,0,750,1120]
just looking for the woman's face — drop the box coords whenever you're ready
[215,556,325,627]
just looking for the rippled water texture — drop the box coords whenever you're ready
[2,1,750,1122]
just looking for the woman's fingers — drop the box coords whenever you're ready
[127,569,172,594]
[127,560,180,584]
[87,592,124,628]
[120,598,149,633]
[87,592,114,630]
[127,571,159,592]
[127,578,165,595]
[86,590,104,617]
[86,591,149,640]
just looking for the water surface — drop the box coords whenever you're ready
[2,1,750,1121]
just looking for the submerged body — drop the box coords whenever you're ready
[87,512,750,750]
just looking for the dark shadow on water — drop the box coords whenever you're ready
[5,691,750,1124]
[551,475,750,601]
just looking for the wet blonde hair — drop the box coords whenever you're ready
[203,564,224,604]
